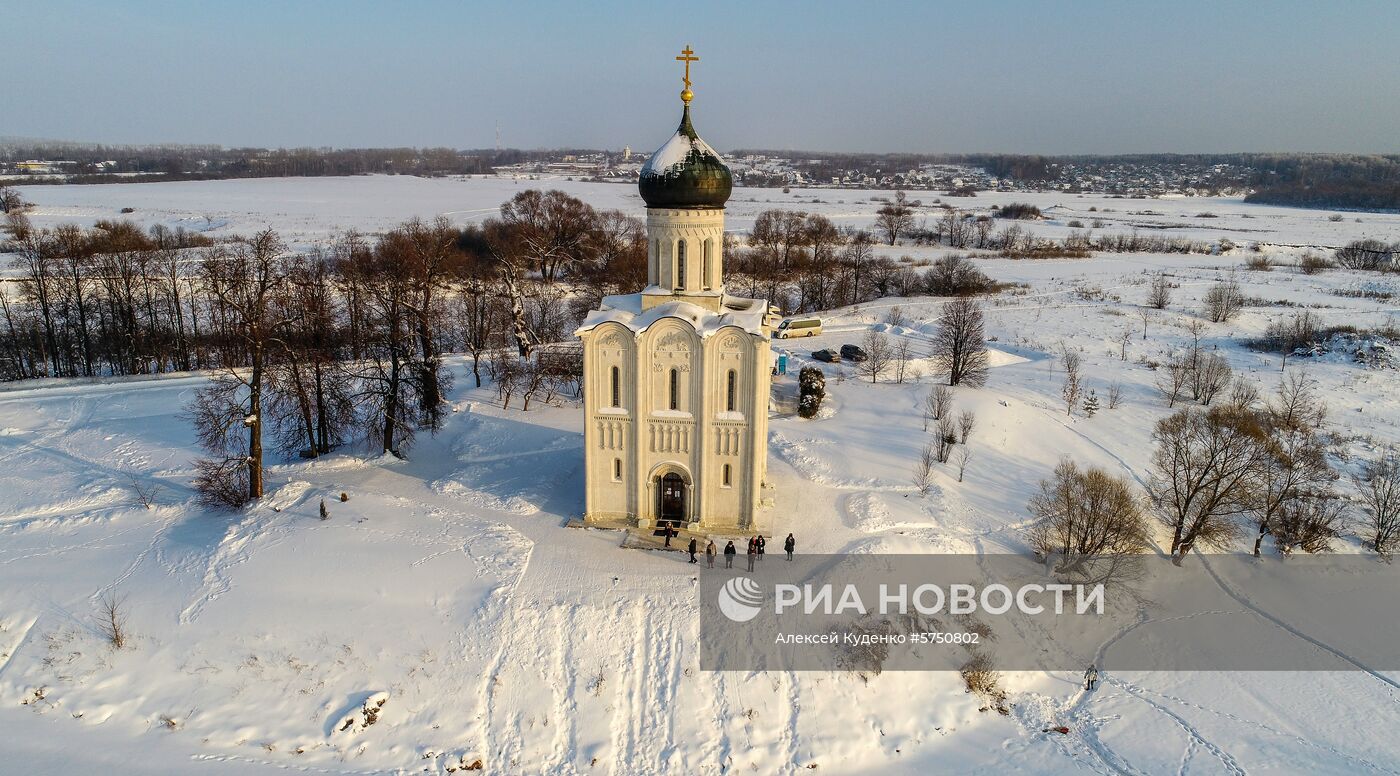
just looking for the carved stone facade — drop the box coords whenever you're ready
[579,301,771,531]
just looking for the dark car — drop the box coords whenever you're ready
[840,344,869,362]
[811,348,841,363]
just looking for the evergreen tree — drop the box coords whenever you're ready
[1083,390,1100,418]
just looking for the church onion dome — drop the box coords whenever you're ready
[638,105,733,209]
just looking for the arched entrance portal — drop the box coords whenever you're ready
[658,472,687,526]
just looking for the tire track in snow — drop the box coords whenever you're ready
[547,603,579,773]
[609,602,646,776]
[700,619,735,774]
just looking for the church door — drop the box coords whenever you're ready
[658,473,687,525]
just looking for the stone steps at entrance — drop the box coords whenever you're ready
[619,524,770,556]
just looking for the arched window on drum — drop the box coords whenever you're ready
[675,240,687,290]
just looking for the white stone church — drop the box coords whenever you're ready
[575,56,775,533]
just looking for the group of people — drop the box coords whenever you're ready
[682,532,797,571]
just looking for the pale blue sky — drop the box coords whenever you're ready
[4,0,1399,153]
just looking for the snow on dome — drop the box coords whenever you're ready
[641,130,721,178]
[637,105,732,209]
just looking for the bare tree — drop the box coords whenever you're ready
[97,591,129,649]
[128,475,158,510]
[338,232,424,456]
[1118,329,1132,361]
[1156,352,1193,408]
[490,350,525,409]
[957,409,977,444]
[931,297,989,387]
[461,220,538,358]
[859,329,892,383]
[954,445,973,482]
[874,190,915,246]
[1191,352,1232,405]
[1149,407,1272,565]
[1202,276,1244,323]
[925,384,955,430]
[187,231,287,506]
[1225,376,1260,411]
[913,442,937,495]
[891,336,914,384]
[1106,382,1124,409]
[267,249,355,459]
[1268,370,1326,431]
[1146,273,1172,310]
[936,416,958,463]
[1355,448,1400,554]
[497,189,596,282]
[1029,459,1148,585]
[1275,493,1347,555]
[383,217,462,431]
[1060,347,1082,417]
[1251,426,1333,556]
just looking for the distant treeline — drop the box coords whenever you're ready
[1239,154,1400,211]
[0,143,605,183]
[8,141,1400,209]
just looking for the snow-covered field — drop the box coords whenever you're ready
[12,173,1400,249]
[3,177,1400,774]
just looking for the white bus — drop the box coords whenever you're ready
[775,316,822,338]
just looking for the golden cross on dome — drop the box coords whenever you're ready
[676,45,699,104]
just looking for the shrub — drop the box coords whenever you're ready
[925,255,996,296]
[1244,254,1272,271]
[995,202,1042,220]
[1336,239,1398,271]
[1203,278,1244,322]
[961,652,1009,714]
[1029,459,1148,584]
[798,367,826,419]
[1299,252,1332,274]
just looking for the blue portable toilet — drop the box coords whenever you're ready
[777,351,789,375]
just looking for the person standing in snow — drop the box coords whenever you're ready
[784,533,795,561]
[1084,665,1098,691]
[746,538,757,572]
[756,534,766,562]
[724,540,736,568]
[664,523,675,548]
[688,536,698,564]
[705,540,716,568]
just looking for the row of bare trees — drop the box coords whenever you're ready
[727,210,1000,315]
[1,219,217,380]
[1,189,645,384]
